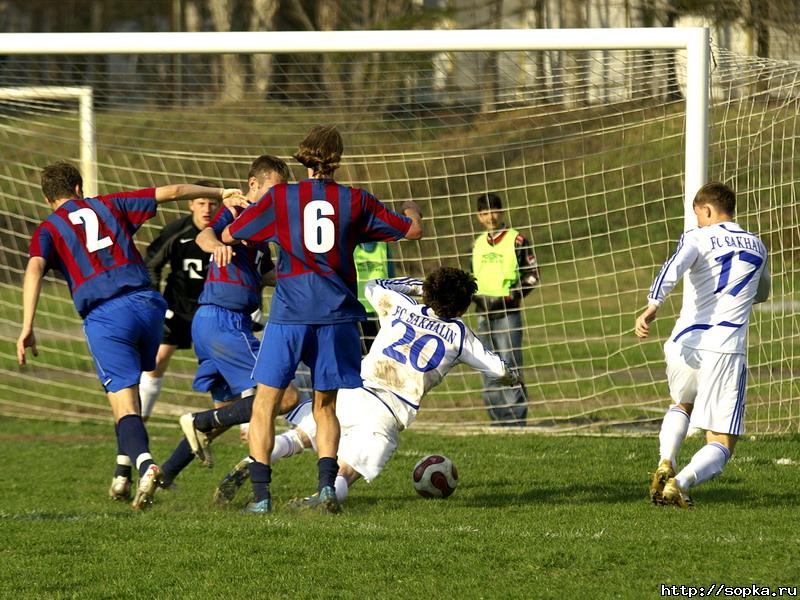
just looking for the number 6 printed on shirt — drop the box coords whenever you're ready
[303,200,335,253]
[68,208,113,252]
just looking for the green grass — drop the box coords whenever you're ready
[1,418,799,598]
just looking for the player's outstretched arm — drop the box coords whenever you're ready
[17,257,47,366]
[634,304,659,338]
[154,184,246,206]
[400,200,424,240]
[196,226,235,268]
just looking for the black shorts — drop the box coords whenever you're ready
[162,311,193,349]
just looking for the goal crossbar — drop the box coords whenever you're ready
[0,27,710,225]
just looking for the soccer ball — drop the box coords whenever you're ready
[412,454,459,498]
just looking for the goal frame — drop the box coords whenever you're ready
[0,27,709,223]
[0,86,97,196]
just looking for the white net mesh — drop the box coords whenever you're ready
[0,43,797,432]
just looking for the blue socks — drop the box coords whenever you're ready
[160,438,195,486]
[248,459,272,503]
[193,396,255,432]
[113,423,133,479]
[117,414,154,477]
[318,457,339,492]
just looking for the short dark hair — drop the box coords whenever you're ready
[41,161,83,202]
[192,179,219,188]
[293,125,343,177]
[693,182,736,215]
[476,193,503,212]
[422,267,477,320]
[248,155,290,184]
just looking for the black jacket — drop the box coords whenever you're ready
[145,215,211,321]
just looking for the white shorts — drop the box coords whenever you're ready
[664,341,748,435]
[285,387,400,482]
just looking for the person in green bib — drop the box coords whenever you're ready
[354,242,394,353]
[471,193,539,426]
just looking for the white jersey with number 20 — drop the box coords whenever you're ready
[647,222,770,354]
[360,278,517,429]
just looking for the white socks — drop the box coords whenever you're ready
[675,442,731,490]
[270,430,306,463]
[659,406,690,468]
[139,374,163,418]
[334,475,349,502]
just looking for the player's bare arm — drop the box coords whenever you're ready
[154,184,246,206]
[196,227,235,268]
[400,200,424,240]
[16,256,47,366]
[220,224,241,246]
[635,304,659,338]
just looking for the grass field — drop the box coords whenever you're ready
[1,417,799,599]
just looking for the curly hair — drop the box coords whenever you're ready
[41,161,83,202]
[422,267,477,320]
[292,125,343,178]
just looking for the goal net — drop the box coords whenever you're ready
[0,31,797,433]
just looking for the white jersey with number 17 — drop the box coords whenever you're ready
[360,278,517,429]
[647,221,770,355]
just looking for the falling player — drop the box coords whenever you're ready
[636,182,770,508]
[205,268,520,506]
[16,160,244,509]
[221,124,423,513]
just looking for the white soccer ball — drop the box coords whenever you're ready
[412,454,459,498]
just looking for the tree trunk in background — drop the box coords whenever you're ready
[482,0,503,113]
[250,0,278,97]
[319,0,345,107]
[210,0,245,102]
[533,0,548,102]
[562,0,588,108]
[634,0,656,101]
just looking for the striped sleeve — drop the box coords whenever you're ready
[459,326,517,385]
[98,188,157,231]
[647,231,699,306]
[29,222,54,266]
[364,277,423,313]
[209,205,236,236]
[359,191,412,242]
[228,192,275,242]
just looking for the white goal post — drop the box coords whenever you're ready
[0,86,96,197]
[0,28,709,222]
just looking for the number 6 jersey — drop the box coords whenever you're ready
[360,278,518,429]
[647,221,770,354]
[227,179,411,325]
[28,189,158,318]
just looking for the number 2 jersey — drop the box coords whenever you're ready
[28,189,158,318]
[360,278,518,429]
[647,221,770,355]
[227,179,411,325]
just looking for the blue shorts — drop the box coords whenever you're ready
[192,304,259,403]
[83,289,167,393]
[254,322,362,390]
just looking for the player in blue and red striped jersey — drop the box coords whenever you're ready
[16,160,245,510]
[158,155,304,487]
[221,125,423,514]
